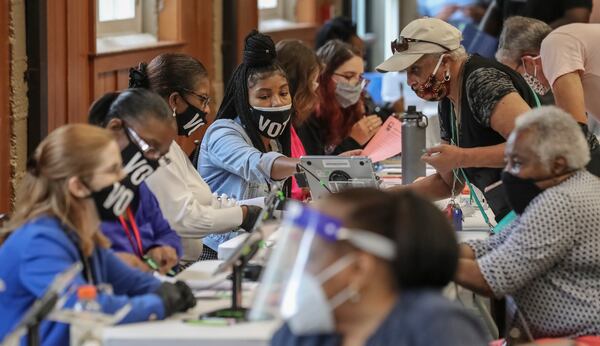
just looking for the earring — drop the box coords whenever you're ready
[444,70,451,82]
[172,108,177,117]
[349,285,361,304]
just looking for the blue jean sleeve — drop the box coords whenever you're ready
[203,120,285,183]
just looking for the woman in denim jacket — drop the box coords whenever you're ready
[198,31,300,255]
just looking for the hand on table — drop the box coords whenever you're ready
[351,115,383,145]
[147,246,178,275]
[421,144,465,174]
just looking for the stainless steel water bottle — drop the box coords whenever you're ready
[401,105,428,184]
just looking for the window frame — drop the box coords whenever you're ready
[258,0,287,21]
[96,0,143,38]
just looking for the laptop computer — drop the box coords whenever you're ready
[298,156,380,200]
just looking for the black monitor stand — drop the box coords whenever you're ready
[200,241,260,322]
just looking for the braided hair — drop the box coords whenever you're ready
[217,30,291,156]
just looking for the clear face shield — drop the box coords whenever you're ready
[248,201,396,335]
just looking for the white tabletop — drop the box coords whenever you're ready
[102,200,491,346]
[102,261,279,346]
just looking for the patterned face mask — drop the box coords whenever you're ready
[412,54,451,101]
[521,56,550,96]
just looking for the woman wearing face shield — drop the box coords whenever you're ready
[198,31,300,258]
[496,17,600,176]
[297,39,383,156]
[379,18,537,223]
[88,89,182,275]
[128,53,263,264]
[0,125,195,346]
[253,188,488,346]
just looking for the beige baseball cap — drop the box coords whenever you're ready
[376,18,462,73]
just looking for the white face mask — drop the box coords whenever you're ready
[334,81,363,108]
[521,56,550,96]
[281,254,357,335]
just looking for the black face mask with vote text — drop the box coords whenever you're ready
[175,100,208,137]
[249,104,293,139]
[91,140,162,221]
[86,179,136,221]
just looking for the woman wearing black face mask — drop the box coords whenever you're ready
[455,107,600,341]
[0,125,195,346]
[198,31,300,256]
[89,89,182,275]
[378,18,537,223]
[129,53,263,263]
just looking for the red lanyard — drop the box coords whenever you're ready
[118,208,144,258]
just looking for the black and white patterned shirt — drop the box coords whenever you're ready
[466,170,600,338]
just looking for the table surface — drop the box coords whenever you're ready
[102,260,279,346]
[102,204,492,346]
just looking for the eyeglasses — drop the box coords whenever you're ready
[390,37,451,54]
[333,73,370,89]
[182,89,211,109]
[125,126,171,166]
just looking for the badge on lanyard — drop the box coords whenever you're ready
[444,199,463,232]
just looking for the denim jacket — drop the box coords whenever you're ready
[198,117,285,250]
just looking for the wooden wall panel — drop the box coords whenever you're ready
[46,0,68,130]
[236,0,259,64]
[45,0,216,155]
[65,0,92,125]
[0,0,11,213]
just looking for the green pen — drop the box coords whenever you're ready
[143,256,176,276]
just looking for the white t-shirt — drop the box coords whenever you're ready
[541,23,600,120]
[145,141,243,238]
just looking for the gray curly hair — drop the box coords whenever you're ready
[495,16,552,67]
[513,106,590,170]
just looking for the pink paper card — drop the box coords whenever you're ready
[362,116,402,163]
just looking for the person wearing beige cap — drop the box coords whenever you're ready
[379,18,537,222]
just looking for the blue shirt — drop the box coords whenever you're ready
[271,290,489,346]
[0,216,165,346]
[198,118,284,251]
[100,182,182,257]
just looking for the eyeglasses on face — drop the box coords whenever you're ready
[124,126,171,166]
[182,89,211,109]
[332,73,370,89]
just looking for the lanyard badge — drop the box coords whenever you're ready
[444,199,463,232]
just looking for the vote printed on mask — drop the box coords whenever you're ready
[250,104,293,139]
[91,141,161,221]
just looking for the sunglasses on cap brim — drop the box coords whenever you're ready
[390,37,451,54]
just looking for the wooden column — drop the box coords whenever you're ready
[0,0,12,214]
[236,0,259,64]
[46,0,93,130]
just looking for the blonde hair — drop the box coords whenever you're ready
[1,124,114,256]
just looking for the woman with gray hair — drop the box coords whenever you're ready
[495,16,553,103]
[455,106,600,341]
[378,17,537,223]
[496,18,600,177]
